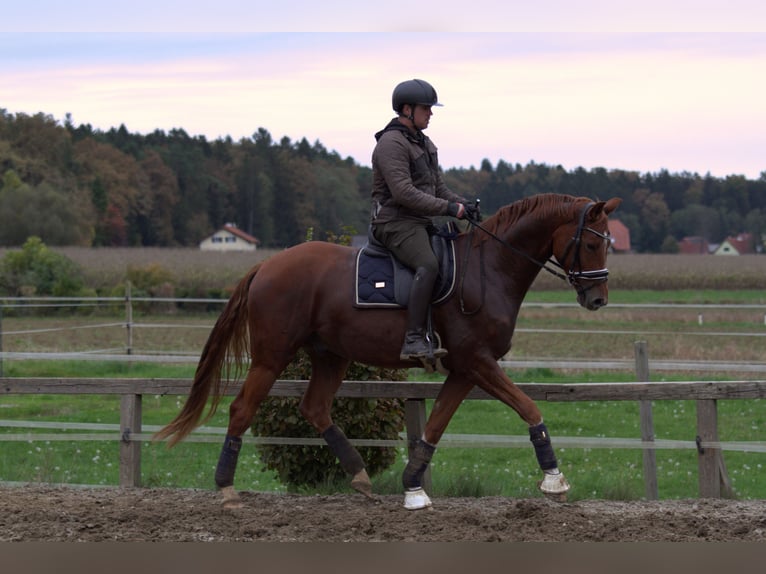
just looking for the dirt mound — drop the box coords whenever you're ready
[1,484,764,542]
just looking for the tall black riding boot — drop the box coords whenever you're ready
[399,267,447,361]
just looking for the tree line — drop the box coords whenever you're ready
[2,109,765,252]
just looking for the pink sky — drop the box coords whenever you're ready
[3,4,766,178]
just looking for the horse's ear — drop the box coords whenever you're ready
[604,197,622,215]
[589,198,622,221]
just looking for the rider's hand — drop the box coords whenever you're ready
[464,203,479,221]
[447,202,466,219]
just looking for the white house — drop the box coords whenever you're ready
[199,224,259,252]
[713,233,754,256]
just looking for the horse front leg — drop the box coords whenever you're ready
[472,359,570,501]
[401,374,474,510]
[527,421,570,501]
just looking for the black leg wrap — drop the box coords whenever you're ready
[322,424,366,476]
[402,439,436,490]
[215,435,242,488]
[529,422,558,471]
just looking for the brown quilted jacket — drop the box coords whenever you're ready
[371,118,464,225]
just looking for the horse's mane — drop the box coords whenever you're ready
[471,193,583,245]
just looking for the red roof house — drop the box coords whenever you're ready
[678,236,711,255]
[199,224,260,252]
[714,233,754,255]
[607,219,631,253]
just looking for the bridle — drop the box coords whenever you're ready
[553,201,611,288]
[461,201,612,298]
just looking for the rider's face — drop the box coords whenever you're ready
[409,104,433,130]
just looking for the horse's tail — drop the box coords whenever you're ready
[154,263,261,447]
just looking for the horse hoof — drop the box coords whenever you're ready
[538,471,570,503]
[220,486,243,509]
[403,488,432,511]
[351,469,376,500]
[544,492,568,503]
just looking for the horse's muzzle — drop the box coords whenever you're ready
[583,295,607,310]
[575,282,608,310]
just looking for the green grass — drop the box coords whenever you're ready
[0,361,286,491]
[1,362,763,501]
[2,360,196,379]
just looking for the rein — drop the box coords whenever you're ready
[463,201,611,286]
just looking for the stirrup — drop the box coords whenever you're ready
[399,328,447,361]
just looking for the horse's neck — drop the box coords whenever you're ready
[477,204,569,297]
[492,208,562,261]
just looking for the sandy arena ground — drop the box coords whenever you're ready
[1,484,764,542]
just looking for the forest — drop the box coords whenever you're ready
[2,108,765,253]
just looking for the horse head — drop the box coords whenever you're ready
[552,197,622,311]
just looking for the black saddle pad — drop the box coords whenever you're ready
[354,228,457,308]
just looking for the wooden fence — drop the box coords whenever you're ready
[3,297,766,499]
[3,372,765,499]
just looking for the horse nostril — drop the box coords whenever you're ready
[591,297,606,309]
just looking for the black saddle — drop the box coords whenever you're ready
[354,223,457,308]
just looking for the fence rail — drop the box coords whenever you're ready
[4,294,766,373]
[2,374,765,499]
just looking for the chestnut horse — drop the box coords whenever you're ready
[155,193,621,510]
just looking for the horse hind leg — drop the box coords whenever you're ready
[298,351,374,499]
[216,362,284,509]
[320,425,373,498]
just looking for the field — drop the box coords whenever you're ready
[3,246,766,293]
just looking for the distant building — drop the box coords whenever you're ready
[199,224,259,252]
[714,232,754,256]
[607,219,631,253]
[678,236,711,255]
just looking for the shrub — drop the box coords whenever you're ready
[0,236,85,297]
[250,350,407,490]
[126,262,174,294]
[125,262,176,313]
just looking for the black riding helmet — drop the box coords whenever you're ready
[392,79,443,114]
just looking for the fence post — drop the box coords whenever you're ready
[125,281,133,355]
[634,341,658,500]
[696,399,732,498]
[404,398,431,492]
[119,393,142,487]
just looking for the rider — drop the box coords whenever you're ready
[371,78,476,361]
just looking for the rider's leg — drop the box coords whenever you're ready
[400,264,445,360]
[372,222,446,360]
